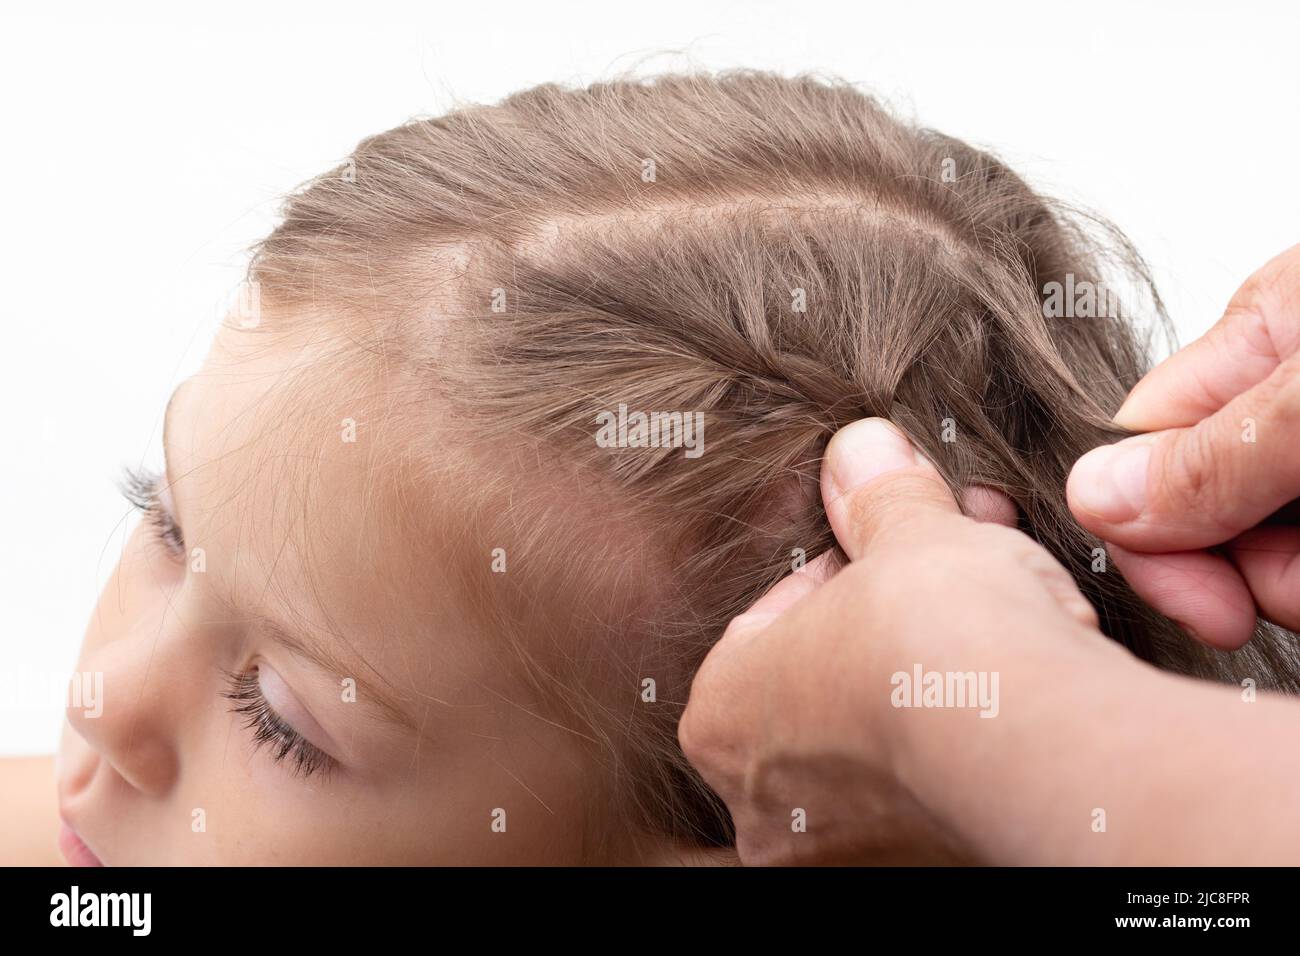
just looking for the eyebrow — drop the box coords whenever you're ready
[160,380,421,734]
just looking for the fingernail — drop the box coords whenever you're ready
[826,418,927,500]
[1070,439,1152,522]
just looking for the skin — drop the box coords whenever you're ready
[682,419,1126,864]
[684,416,1300,865]
[17,315,704,866]
[684,245,1300,865]
[0,308,1007,866]
[13,246,1300,866]
[1067,243,1300,648]
[0,757,62,865]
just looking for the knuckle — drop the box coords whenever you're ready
[1160,426,1220,513]
[1262,359,1300,429]
[679,668,723,748]
[1257,253,1300,348]
[1229,247,1300,357]
[676,698,715,766]
[716,614,755,647]
[676,706,701,758]
[844,471,951,539]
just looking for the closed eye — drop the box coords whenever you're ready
[119,465,186,559]
[222,668,336,780]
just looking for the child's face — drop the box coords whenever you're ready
[56,319,597,864]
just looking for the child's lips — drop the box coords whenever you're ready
[57,820,104,867]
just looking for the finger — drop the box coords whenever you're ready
[820,417,961,562]
[1225,525,1300,631]
[1115,244,1300,430]
[960,485,1018,527]
[720,552,838,648]
[1069,361,1300,552]
[1106,544,1257,650]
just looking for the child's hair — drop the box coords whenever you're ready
[246,70,1300,854]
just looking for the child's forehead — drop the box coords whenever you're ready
[179,324,388,523]
[171,322,496,705]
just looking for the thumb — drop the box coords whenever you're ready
[820,418,962,562]
[1113,244,1300,431]
[1068,360,1300,552]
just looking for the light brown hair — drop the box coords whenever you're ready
[247,70,1300,855]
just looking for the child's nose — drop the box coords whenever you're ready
[65,638,182,798]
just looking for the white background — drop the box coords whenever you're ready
[2,0,1297,754]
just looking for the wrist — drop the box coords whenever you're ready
[885,627,1145,863]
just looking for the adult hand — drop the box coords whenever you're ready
[1067,245,1300,649]
[680,418,1126,865]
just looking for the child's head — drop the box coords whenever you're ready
[58,70,1300,865]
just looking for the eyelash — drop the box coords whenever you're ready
[222,669,336,780]
[119,466,185,558]
[120,468,333,781]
